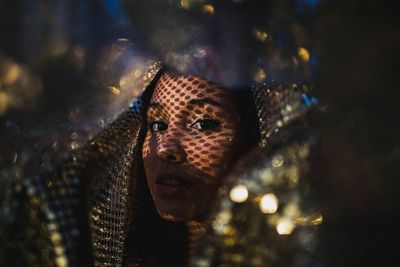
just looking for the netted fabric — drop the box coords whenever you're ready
[87,100,142,266]
[252,82,315,148]
[0,62,162,267]
[82,63,162,267]
[0,150,90,267]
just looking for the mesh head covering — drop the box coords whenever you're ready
[77,62,163,266]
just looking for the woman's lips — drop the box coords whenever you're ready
[155,173,194,197]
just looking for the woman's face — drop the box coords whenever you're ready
[142,72,243,221]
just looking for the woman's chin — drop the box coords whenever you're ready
[158,213,185,222]
[155,203,196,222]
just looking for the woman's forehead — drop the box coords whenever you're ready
[151,72,233,103]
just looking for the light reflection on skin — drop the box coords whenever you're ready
[142,72,245,222]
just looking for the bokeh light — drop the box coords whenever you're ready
[229,184,249,203]
[259,193,279,214]
[276,217,295,235]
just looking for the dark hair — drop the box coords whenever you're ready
[232,88,260,149]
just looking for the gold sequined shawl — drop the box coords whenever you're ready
[0,63,163,267]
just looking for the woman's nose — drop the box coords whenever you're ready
[156,129,186,163]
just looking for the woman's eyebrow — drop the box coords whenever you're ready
[187,98,223,108]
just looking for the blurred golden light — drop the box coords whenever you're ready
[211,220,223,234]
[119,76,127,88]
[284,202,300,218]
[253,68,266,82]
[276,217,295,235]
[271,155,284,167]
[49,41,69,57]
[0,92,10,115]
[1,61,21,85]
[298,47,310,62]
[283,116,290,123]
[91,214,99,222]
[134,68,144,78]
[229,185,248,203]
[55,246,64,256]
[259,168,273,184]
[295,212,323,226]
[224,237,236,247]
[222,225,235,235]
[165,51,190,73]
[48,222,57,231]
[216,210,232,224]
[231,254,245,263]
[0,59,43,113]
[259,193,279,214]
[108,86,121,95]
[212,210,233,235]
[55,255,68,267]
[299,144,310,159]
[288,167,300,188]
[180,0,191,9]
[266,214,279,226]
[70,142,79,150]
[50,232,62,244]
[202,4,214,14]
[254,29,268,42]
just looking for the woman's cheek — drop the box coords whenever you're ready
[142,133,151,159]
[189,137,231,178]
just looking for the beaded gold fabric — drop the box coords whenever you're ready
[0,145,91,267]
[83,62,162,267]
[252,82,315,148]
[0,63,162,267]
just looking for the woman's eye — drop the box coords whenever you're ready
[191,119,220,131]
[150,121,168,132]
